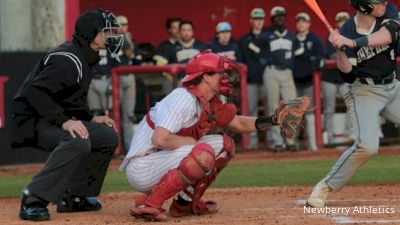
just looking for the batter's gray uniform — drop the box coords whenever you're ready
[323,10,400,190]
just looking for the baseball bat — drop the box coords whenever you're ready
[303,0,333,31]
[303,0,346,50]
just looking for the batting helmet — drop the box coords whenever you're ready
[349,0,387,15]
[182,51,239,96]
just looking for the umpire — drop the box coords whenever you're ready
[11,9,122,221]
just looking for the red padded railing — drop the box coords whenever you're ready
[111,64,249,156]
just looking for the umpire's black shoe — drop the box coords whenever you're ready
[19,188,50,221]
[57,195,102,213]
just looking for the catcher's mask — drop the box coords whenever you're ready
[182,51,239,96]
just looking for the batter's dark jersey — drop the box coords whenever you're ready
[340,3,399,79]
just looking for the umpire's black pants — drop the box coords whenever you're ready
[27,120,118,203]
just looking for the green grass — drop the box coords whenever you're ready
[1,155,400,198]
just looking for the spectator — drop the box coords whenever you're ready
[239,8,269,149]
[174,20,207,64]
[154,17,182,65]
[263,6,299,151]
[88,49,113,115]
[153,17,182,94]
[209,22,241,61]
[117,15,141,64]
[321,11,352,145]
[172,20,207,81]
[112,15,137,154]
[293,12,324,151]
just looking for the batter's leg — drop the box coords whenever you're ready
[380,81,400,125]
[307,84,385,207]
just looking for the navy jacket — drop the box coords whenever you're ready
[293,32,324,87]
[239,29,268,83]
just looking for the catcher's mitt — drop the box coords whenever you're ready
[272,96,310,139]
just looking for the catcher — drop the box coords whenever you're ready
[119,51,309,221]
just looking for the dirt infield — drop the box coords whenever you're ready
[1,147,400,224]
[1,185,400,225]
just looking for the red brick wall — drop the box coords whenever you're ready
[78,0,399,46]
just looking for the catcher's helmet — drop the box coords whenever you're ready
[74,9,124,60]
[349,0,387,14]
[182,51,239,96]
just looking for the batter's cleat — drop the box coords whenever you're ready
[306,179,331,208]
[19,188,50,221]
[57,196,102,212]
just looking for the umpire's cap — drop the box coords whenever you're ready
[73,9,107,42]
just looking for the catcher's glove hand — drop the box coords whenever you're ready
[272,96,310,139]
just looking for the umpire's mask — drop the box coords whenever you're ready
[74,9,124,61]
[101,11,124,61]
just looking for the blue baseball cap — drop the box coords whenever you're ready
[216,22,232,33]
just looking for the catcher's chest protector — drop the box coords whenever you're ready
[146,87,236,140]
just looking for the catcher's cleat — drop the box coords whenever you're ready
[193,199,218,215]
[169,198,192,217]
[130,194,167,221]
[306,179,331,208]
[130,204,167,222]
[169,198,218,217]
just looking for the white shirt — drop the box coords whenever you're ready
[119,88,201,171]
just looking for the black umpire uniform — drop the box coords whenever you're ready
[12,10,119,221]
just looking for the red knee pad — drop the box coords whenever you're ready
[222,133,235,158]
[179,143,215,184]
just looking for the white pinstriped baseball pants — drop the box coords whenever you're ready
[126,135,225,193]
